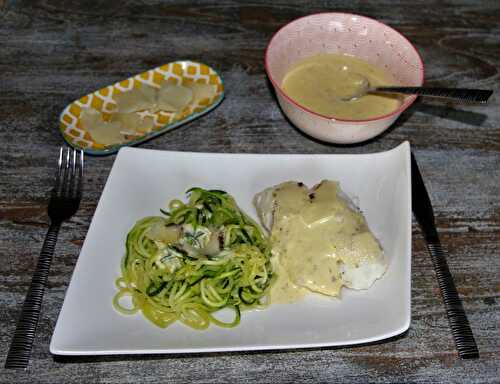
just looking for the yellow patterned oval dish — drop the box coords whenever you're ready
[59,61,224,155]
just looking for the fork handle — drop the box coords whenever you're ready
[5,223,61,369]
[373,87,493,103]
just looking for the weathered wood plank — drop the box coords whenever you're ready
[0,0,499,382]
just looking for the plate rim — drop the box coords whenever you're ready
[50,141,412,355]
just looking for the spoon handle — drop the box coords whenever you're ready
[373,87,493,103]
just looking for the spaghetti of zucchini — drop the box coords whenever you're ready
[113,188,273,330]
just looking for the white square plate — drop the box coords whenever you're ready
[50,141,411,355]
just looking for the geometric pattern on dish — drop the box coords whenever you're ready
[59,61,224,152]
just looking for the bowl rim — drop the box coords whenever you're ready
[264,12,425,123]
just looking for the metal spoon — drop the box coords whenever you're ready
[342,75,493,103]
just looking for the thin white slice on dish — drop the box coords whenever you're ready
[81,83,196,144]
[107,82,214,117]
[112,112,155,134]
[190,83,217,105]
[80,108,127,145]
[156,84,193,112]
[254,180,387,301]
[112,85,157,113]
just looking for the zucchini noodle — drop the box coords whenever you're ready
[113,188,273,330]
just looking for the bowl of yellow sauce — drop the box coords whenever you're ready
[265,13,424,144]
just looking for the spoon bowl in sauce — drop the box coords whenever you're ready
[281,54,403,120]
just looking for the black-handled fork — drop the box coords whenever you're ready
[5,147,84,369]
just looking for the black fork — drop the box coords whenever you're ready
[5,147,84,369]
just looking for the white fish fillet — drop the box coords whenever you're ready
[254,181,387,293]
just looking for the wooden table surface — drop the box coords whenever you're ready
[1,1,499,382]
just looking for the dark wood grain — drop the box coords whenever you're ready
[1,0,499,382]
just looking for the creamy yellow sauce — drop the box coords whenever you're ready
[281,53,402,119]
[268,180,383,304]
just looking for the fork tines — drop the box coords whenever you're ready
[55,147,84,198]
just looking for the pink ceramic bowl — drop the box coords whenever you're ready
[265,13,424,144]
